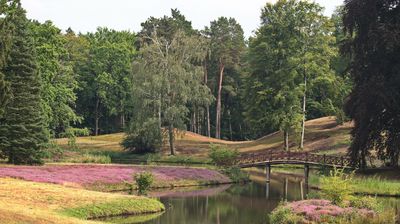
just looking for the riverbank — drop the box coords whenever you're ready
[0,164,231,191]
[0,178,164,224]
[255,166,400,197]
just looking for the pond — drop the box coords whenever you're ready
[99,168,314,224]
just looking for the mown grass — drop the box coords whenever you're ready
[61,198,164,219]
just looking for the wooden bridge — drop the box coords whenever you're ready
[237,151,354,182]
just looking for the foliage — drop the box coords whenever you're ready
[0,0,17,118]
[343,0,400,168]
[65,153,111,164]
[122,118,162,154]
[134,171,154,195]
[208,144,239,167]
[320,168,354,206]
[223,166,249,182]
[0,4,48,164]
[349,196,382,212]
[60,127,90,150]
[70,27,136,135]
[205,17,245,139]
[244,0,346,144]
[132,29,211,155]
[29,20,80,136]
[269,204,304,224]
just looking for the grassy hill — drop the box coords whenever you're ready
[56,116,352,162]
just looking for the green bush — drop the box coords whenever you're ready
[65,153,111,164]
[134,171,154,195]
[208,144,239,167]
[269,204,304,224]
[349,196,382,211]
[60,128,90,150]
[320,167,354,206]
[223,166,249,182]
[122,118,162,154]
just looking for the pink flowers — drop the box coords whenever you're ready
[0,165,230,187]
[286,200,375,222]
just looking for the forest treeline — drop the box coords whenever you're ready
[0,0,399,167]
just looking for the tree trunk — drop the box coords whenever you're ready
[204,58,211,137]
[284,130,289,151]
[158,102,162,129]
[120,113,125,130]
[215,61,225,139]
[300,74,307,149]
[228,109,233,140]
[168,124,175,155]
[193,109,197,133]
[95,97,100,136]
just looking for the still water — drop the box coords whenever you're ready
[100,169,313,224]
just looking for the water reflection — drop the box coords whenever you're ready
[102,169,313,224]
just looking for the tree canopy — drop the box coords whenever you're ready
[343,0,400,168]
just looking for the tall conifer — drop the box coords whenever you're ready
[0,2,48,164]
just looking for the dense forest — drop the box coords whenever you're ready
[0,0,399,167]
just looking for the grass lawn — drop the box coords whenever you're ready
[54,116,352,164]
[268,166,400,197]
[0,178,164,224]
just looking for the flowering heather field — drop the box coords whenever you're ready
[286,200,375,222]
[0,165,230,187]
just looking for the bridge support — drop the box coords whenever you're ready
[283,178,288,201]
[265,164,271,182]
[304,164,309,184]
[265,182,270,199]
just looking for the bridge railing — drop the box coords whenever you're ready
[237,151,351,167]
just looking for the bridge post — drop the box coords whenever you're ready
[266,163,271,182]
[283,178,288,201]
[304,164,309,184]
[265,182,270,199]
[300,180,304,200]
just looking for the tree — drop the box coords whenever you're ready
[73,28,136,135]
[343,0,400,168]
[130,31,211,155]
[206,17,245,139]
[245,0,342,150]
[0,0,18,117]
[0,3,48,164]
[138,8,195,46]
[30,20,80,136]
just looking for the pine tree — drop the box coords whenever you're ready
[0,4,48,164]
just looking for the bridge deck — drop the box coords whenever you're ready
[237,151,354,169]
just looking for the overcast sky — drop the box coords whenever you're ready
[21,0,344,38]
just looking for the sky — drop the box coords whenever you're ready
[21,0,344,38]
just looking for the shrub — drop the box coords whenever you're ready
[223,166,249,182]
[349,196,382,211]
[122,118,162,154]
[208,144,239,167]
[134,171,154,195]
[65,153,111,164]
[320,167,354,206]
[60,128,90,150]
